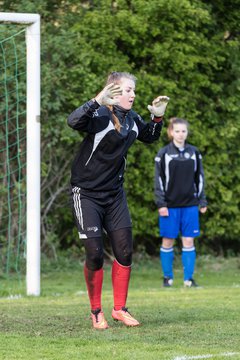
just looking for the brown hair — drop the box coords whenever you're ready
[167,117,189,140]
[106,72,137,132]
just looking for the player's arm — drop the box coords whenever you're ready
[67,99,100,131]
[136,115,163,143]
[154,151,168,210]
[67,83,122,131]
[195,150,208,209]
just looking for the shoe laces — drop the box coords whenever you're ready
[121,307,131,314]
[91,308,101,322]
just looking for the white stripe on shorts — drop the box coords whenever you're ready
[72,186,84,230]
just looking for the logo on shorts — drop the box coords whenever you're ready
[79,233,87,239]
[87,226,98,232]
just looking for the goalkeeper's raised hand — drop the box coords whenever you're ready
[95,83,123,106]
[147,95,170,118]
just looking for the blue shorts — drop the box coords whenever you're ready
[159,206,200,238]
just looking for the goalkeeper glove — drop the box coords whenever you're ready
[147,95,170,117]
[95,83,122,106]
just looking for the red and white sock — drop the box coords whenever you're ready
[84,264,103,311]
[112,259,131,310]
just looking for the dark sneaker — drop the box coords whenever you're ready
[163,277,173,287]
[184,278,199,288]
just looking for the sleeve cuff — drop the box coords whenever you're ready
[90,98,101,108]
[151,114,163,123]
[156,202,167,208]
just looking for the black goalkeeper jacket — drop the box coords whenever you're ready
[154,141,207,208]
[68,99,163,192]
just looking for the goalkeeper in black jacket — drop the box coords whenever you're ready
[68,71,169,329]
[154,117,207,288]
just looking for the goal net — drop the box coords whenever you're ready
[0,13,40,295]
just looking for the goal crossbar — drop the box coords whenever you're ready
[0,12,41,296]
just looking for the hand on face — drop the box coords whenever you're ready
[95,83,123,106]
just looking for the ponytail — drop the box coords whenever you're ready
[107,105,122,132]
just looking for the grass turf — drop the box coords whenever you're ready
[0,256,240,360]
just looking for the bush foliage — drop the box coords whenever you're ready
[2,0,240,256]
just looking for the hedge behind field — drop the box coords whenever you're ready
[2,0,240,255]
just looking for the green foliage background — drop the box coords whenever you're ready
[1,0,240,256]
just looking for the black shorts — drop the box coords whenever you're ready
[71,186,132,239]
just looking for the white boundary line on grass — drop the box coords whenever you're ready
[173,352,240,360]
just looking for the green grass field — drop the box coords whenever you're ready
[0,256,240,360]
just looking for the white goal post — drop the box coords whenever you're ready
[0,12,41,296]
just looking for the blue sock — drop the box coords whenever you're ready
[182,247,196,281]
[160,247,174,279]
